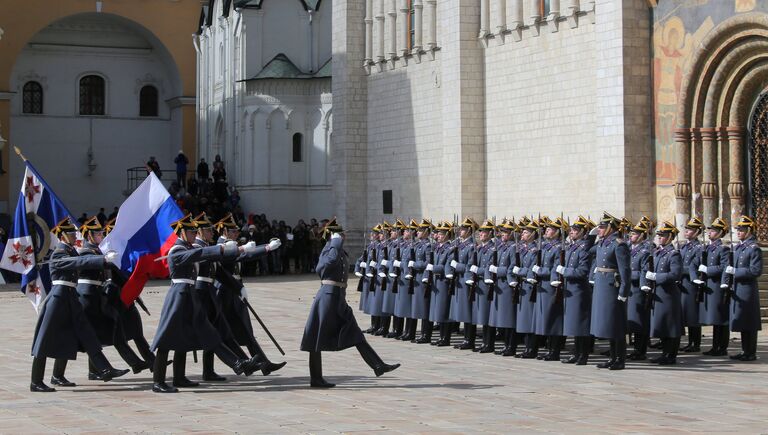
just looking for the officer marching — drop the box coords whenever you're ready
[30,217,130,392]
[300,218,400,388]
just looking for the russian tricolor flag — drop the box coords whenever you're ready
[100,172,183,307]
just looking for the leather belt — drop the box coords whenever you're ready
[595,267,617,273]
[77,279,104,286]
[52,280,77,288]
[172,278,195,285]
[321,280,347,289]
[196,277,214,283]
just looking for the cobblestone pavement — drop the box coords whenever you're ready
[0,275,766,433]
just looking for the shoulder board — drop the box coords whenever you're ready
[76,248,98,255]
[168,245,187,255]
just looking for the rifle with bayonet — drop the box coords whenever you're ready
[644,252,656,310]
[422,249,434,298]
[391,244,401,294]
[488,246,497,302]
[357,235,368,293]
[722,229,735,305]
[468,249,478,302]
[407,243,416,295]
[695,230,707,303]
[530,225,542,303]
[555,215,566,304]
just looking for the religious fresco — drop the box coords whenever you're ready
[651,0,768,221]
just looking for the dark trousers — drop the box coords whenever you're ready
[741,331,758,356]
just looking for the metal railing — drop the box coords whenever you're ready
[125,167,200,196]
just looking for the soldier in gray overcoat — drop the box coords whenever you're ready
[697,218,731,356]
[723,216,763,361]
[680,217,705,352]
[531,217,566,361]
[626,218,653,361]
[487,219,518,356]
[392,220,417,340]
[368,222,391,335]
[467,219,498,353]
[641,220,683,365]
[300,219,400,388]
[30,217,130,392]
[411,219,435,343]
[590,213,631,370]
[355,225,380,333]
[514,217,542,359]
[428,222,456,346]
[450,218,479,350]
[382,219,407,338]
[151,214,263,393]
[555,216,595,365]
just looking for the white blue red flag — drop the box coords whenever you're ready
[0,161,78,311]
[100,172,183,306]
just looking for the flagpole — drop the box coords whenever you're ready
[14,146,28,162]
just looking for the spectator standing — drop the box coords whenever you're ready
[146,156,162,179]
[197,158,209,181]
[174,151,189,188]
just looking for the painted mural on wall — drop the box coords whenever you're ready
[652,0,766,221]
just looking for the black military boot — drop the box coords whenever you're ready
[152,350,177,393]
[356,340,400,376]
[114,342,151,374]
[597,340,617,369]
[575,337,590,365]
[375,316,391,336]
[416,320,433,344]
[682,327,701,352]
[200,350,225,382]
[717,325,731,355]
[49,358,76,387]
[247,342,287,376]
[387,316,404,338]
[563,337,580,364]
[309,351,334,388]
[609,338,626,370]
[364,316,379,334]
[478,327,496,353]
[657,337,678,365]
[629,334,648,360]
[495,328,511,355]
[500,330,519,357]
[30,357,55,392]
[174,352,200,387]
[544,336,564,361]
[457,324,477,350]
[90,351,130,382]
[134,336,157,370]
[432,322,452,346]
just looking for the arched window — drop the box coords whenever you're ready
[79,75,105,115]
[140,85,159,117]
[22,81,43,114]
[292,133,303,162]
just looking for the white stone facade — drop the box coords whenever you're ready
[332,0,653,243]
[196,0,333,223]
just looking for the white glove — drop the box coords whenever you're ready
[104,251,119,263]
[512,266,520,275]
[470,265,479,274]
[366,272,374,278]
[589,280,595,285]
[355,272,363,277]
[725,266,735,275]
[641,285,652,292]
[239,288,249,301]
[489,265,498,274]
[408,260,415,268]
[692,279,705,285]
[551,280,562,287]
[720,283,729,289]
[426,264,434,271]
[465,279,475,285]
[381,259,389,267]
[645,271,657,281]
[360,261,368,269]
[330,232,341,239]
[224,240,238,250]
[405,274,413,279]
[369,260,377,267]
[445,274,454,279]
[243,241,258,254]
[450,260,458,268]
[698,264,707,273]
[532,265,540,274]
[389,272,398,278]
[617,295,627,302]
[393,260,401,268]
[378,272,386,278]
[526,278,537,284]
[556,265,566,275]
[484,278,494,284]
[268,238,281,251]
[510,281,518,287]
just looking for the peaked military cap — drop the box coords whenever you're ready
[524,218,540,231]
[104,218,116,236]
[479,218,496,231]
[215,213,239,232]
[499,218,517,232]
[620,217,632,232]
[52,217,78,236]
[193,212,213,229]
[371,223,383,233]
[171,214,198,235]
[684,217,705,230]
[408,219,419,230]
[393,219,408,230]
[418,218,435,230]
[735,215,755,229]
[322,217,344,238]
[572,215,590,228]
[631,219,650,234]
[708,217,728,232]
[518,216,532,228]
[79,216,103,236]
[381,221,392,231]
[656,220,679,236]
[599,212,621,228]
[545,216,567,230]
[459,217,479,231]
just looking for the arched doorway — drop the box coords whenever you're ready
[748,93,768,242]
[7,12,184,214]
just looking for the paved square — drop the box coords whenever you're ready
[0,276,766,433]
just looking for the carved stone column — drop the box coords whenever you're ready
[413,0,424,52]
[364,0,373,69]
[700,127,719,226]
[376,0,385,63]
[725,126,746,226]
[674,128,692,223]
[425,0,437,50]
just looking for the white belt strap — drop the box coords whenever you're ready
[196,277,214,283]
[52,280,77,288]
[172,278,195,285]
[77,279,104,286]
[321,279,347,289]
